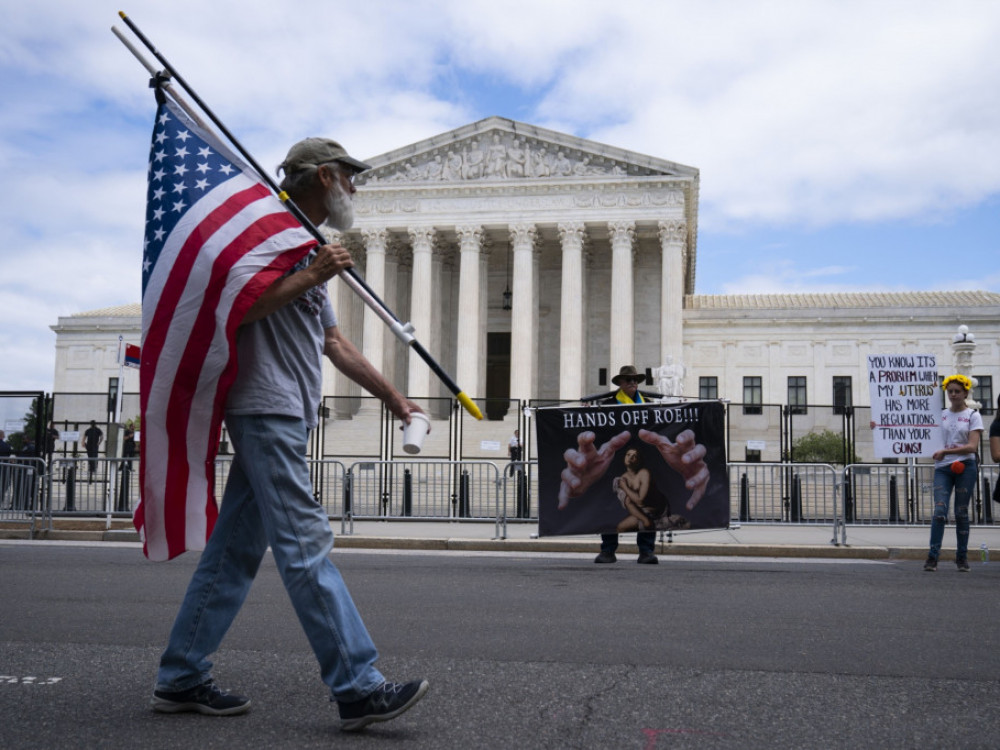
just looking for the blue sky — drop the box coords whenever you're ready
[1,0,998,392]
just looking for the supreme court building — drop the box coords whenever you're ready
[52,117,1000,442]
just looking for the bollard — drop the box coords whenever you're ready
[983,478,994,524]
[888,475,900,523]
[65,465,76,512]
[739,473,750,522]
[459,471,470,518]
[790,474,802,523]
[403,469,412,517]
[516,468,528,518]
[343,472,352,515]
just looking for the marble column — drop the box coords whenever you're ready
[558,222,586,400]
[384,238,403,390]
[407,227,435,398]
[510,223,538,401]
[658,220,687,367]
[359,228,388,409]
[608,220,635,371]
[456,225,484,399]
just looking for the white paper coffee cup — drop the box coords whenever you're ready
[402,412,430,454]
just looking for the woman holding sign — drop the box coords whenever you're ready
[924,374,983,573]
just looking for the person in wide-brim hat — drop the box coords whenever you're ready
[611,365,645,386]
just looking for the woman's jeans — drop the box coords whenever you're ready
[156,413,383,701]
[928,458,977,561]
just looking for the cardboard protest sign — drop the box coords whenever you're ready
[535,401,729,537]
[867,353,943,458]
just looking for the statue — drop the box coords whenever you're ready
[654,356,685,398]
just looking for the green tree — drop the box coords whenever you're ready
[791,428,858,465]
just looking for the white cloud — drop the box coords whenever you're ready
[1,0,998,390]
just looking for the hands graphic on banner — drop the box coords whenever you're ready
[557,430,631,509]
[557,428,711,511]
[636,429,710,510]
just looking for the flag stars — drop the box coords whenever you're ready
[219,164,234,176]
[196,162,211,174]
[198,146,212,158]
[176,130,191,142]
[175,146,189,160]
[172,199,187,213]
[174,163,189,177]
[158,112,170,126]
[172,181,186,195]
[152,187,165,201]
[194,178,210,191]
[153,207,165,221]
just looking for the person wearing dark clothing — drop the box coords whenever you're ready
[83,421,103,481]
[595,366,660,564]
[0,430,11,507]
[117,425,137,512]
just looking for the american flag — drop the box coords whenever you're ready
[135,98,316,561]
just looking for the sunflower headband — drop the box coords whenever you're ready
[941,374,973,392]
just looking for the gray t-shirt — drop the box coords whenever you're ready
[226,252,336,429]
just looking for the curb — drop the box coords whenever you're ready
[0,527,933,561]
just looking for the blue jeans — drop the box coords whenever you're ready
[928,458,977,562]
[156,414,383,701]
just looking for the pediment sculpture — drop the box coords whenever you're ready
[358,131,667,186]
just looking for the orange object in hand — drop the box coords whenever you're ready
[951,461,965,474]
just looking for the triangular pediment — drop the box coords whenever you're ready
[356,116,697,186]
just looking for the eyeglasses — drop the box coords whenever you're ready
[623,377,642,384]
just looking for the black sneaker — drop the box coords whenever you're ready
[923,557,937,572]
[957,559,971,573]
[637,552,659,565]
[151,679,250,716]
[594,551,617,564]
[339,680,429,732]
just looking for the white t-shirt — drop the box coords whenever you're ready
[934,407,984,468]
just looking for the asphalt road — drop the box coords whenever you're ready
[2,541,999,749]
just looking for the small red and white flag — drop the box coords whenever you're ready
[124,344,141,369]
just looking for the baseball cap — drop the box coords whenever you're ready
[279,137,371,175]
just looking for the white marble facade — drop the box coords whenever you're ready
[50,118,1000,416]
[330,116,698,404]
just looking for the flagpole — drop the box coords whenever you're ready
[113,12,483,421]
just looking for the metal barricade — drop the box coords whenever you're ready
[210,456,347,518]
[1,458,47,535]
[341,460,502,533]
[48,457,138,518]
[728,462,842,533]
[500,460,538,524]
[845,461,998,527]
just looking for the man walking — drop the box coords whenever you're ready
[151,137,428,732]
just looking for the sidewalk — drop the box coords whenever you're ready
[11,517,1000,562]
[332,518,1000,561]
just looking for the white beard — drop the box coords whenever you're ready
[323,181,355,231]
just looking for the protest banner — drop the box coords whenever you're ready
[867,353,943,458]
[535,401,729,537]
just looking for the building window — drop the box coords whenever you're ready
[975,375,994,415]
[833,376,852,415]
[788,376,807,415]
[699,376,718,400]
[743,376,762,415]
